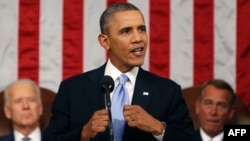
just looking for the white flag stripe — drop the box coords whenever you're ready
[0,0,18,91]
[129,0,150,71]
[214,0,236,90]
[0,0,242,95]
[39,0,63,92]
[84,0,106,72]
[170,0,194,88]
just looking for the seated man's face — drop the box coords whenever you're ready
[195,85,234,137]
[4,83,43,129]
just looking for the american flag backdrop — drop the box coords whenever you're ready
[0,0,250,107]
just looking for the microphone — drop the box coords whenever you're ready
[100,75,114,141]
[100,75,114,109]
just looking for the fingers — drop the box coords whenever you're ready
[123,105,141,127]
[123,105,158,133]
[92,109,109,120]
[81,109,109,139]
[123,105,141,118]
[91,109,109,130]
[124,115,131,123]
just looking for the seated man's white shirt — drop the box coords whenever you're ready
[14,127,41,141]
[105,60,164,141]
[200,128,223,141]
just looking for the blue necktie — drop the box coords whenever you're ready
[22,137,31,141]
[111,74,129,141]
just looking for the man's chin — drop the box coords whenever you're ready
[206,127,222,135]
[19,121,36,127]
[131,60,144,67]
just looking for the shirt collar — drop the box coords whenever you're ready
[14,127,41,141]
[200,128,224,141]
[105,59,138,85]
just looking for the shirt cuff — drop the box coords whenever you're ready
[153,122,166,141]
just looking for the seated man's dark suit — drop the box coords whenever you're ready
[196,130,203,141]
[0,133,14,141]
[42,64,199,141]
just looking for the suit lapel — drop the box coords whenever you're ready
[2,133,14,141]
[84,64,106,111]
[84,63,111,140]
[123,68,154,139]
[131,68,152,111]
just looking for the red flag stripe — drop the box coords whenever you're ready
[193,0,214,85]
[1,0,250,107]
[107,0,127,7]
[18,0,40,83]
[237,0,250,107]
[63,0,83,80]
[149,0,170,78]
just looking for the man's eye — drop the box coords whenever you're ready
[28,97,37,102]
[203,101,212,106]
[14,99,22,104]
[122,29,130,34]
[218,103,227,109]
[139,27,146,32]
[138,25,146,32]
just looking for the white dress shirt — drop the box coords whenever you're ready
[104,59,138,104]
[200,128,224,141]
[14,127,41,141]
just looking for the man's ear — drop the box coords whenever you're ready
[4,105,12,119]
[228,106,235,120]
[195,99,200,115]
[98,34,110,50]
[39,102,43,116]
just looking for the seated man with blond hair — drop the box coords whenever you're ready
[0,79,43,141]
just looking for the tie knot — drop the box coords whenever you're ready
[118,74,129,85]
[22,137,31,141]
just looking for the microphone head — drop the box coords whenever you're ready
[100,75,115,92]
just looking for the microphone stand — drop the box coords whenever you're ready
[104,89,114,141]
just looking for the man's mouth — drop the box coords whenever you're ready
[130,47,144,56]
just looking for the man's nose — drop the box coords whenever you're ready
[131,30,142,43]
[209,105,218,115]
[22,99,30,108]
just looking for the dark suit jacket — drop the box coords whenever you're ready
[42,64,199,141]
[0,133,14,141]
[196,130,203,141]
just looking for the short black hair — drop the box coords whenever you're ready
[99,2,143,34]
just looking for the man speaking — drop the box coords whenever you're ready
[42,2,198,141]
